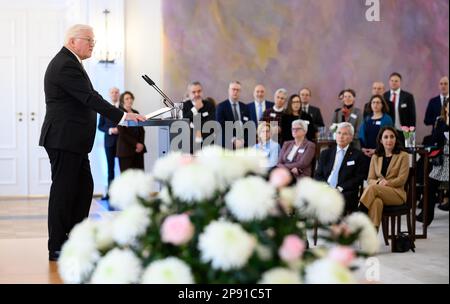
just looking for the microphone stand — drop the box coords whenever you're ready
[142,75,178,111]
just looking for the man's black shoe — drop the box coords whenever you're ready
[49,251,61,261]
[438,203,449,211]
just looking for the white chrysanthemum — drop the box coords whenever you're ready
[294,177,344,223]
[152,152,186,182]
[196,146,249,189]
[141,257,194,284]
[198,220,256,271]
[234,148,268,175]
[255,244,273,261]
[94,218,114,251]
[225,176,276,221]
[58,219,99,283]
[344,212,379,255]
[304,258,356,284]
[259,268,302,284]
[112,204,151,246]
[171,163,217,203]
[279,186,296,213]
[90,248,142,284]
[109,169,153,210]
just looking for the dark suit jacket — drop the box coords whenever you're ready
[277,139,316,178]
[98,107,123,147]
[315,146,366,211]
[182,99,216,139]
[39,47,124,154]
[383,90,416,127]
[216,99,251,147]
[424,96,443,127]
[116,108,147,158]
[247,100,274,126]
[305,105,325,128]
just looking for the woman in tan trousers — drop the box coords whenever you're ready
[360,126,409,229]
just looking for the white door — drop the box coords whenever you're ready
[0,11,28,195]
[27,10,66,195]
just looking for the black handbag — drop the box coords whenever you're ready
[393,233,415,253]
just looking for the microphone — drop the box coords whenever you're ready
[141,75,175,108]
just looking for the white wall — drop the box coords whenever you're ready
[124,0,163,177]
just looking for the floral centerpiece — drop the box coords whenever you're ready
[329,123,339,139]
[58,146,378,284]
[401,126,416,148]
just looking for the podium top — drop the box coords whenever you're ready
[121,118,189,127]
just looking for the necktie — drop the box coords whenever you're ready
[328,149,345,188]
[232,103,239,122]
[392,92,397,106]
[257,103,263,121]
[302,105,308,113]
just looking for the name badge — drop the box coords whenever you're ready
[375,121,381,125]
[298,149,305,154]
[202,112,209,117]
[243,116,249,122]
[305,121,310,125]
[401,103,407,108]
[350,113,357,119]
[347,160,355,166]
[270,113,277,118]
[190,122,195,129]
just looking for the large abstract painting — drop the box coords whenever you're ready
[162,0,449,139]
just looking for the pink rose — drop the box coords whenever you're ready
[328,246,355,267]
[401,126,409,132]
[278,235,306,262]
[409,127,415,132]
[269,168,293,188]
[161,214,194,245]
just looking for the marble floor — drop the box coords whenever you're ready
[0,198,448,284]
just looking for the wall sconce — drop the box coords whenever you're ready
[95,9,119,65]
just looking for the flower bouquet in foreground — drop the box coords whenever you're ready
[58,146,378,284]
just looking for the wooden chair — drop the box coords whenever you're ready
[380,168,415,252]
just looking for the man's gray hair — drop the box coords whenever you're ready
[337,122,354,137]
[292,119,309,133]
[65,24,93,45]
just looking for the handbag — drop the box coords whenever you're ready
[428,148,444,166]
[393,233,415,253]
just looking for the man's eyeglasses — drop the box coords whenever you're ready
[75,37,97,45]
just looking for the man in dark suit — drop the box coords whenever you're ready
[299,88,324,133]
[424,76,448,130]
[247,84,274,128]
[315,122,366,213]
[182,81,216,153]
[39,24,146,261]
[98,87,122,201]
[216,81,252,149]
[383,73,416,139]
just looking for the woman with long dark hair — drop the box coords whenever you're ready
[359,126,409,229]
[281,94,316,143]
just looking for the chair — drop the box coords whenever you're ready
[380,168,415,252]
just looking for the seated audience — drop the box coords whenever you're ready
[359,95,393,176]
[359,126,409,230]
[277,120,316,179]
[418,99,449,225]
[281,94,316,143]
[315,122,365,213]
[116,91,146,172]
[254,122,280,169]
[332,89,363,149]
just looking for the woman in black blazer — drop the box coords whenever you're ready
[116,91,147,172]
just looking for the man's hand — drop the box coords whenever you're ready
[290,168,299,176]
[125,112,146,122]
[109,127,119,135]
[136,143,144,153]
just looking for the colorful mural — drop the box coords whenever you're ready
[162,0,449,140]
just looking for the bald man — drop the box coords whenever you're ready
[363,81,385,117]
[247,84,274,127]
[424,76,449,129]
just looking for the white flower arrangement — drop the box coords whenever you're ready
[59,147,378,284]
